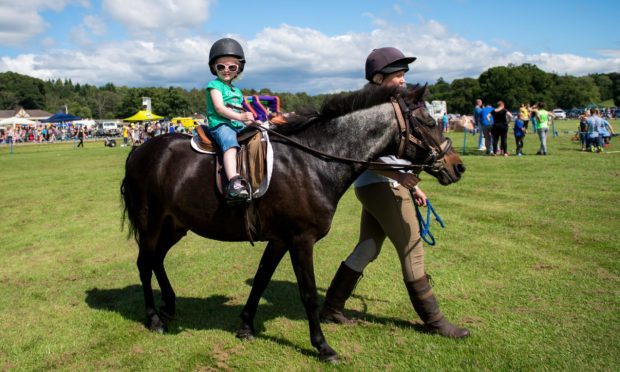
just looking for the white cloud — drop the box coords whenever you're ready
[0,1,86,45]
[1,19,618,94]
[84,15,106,36]
[102,0,213,34]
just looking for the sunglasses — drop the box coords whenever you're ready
[215,63,239,72]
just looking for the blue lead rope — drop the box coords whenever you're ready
[412,195,445,246]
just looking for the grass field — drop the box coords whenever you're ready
[0,120,618,371]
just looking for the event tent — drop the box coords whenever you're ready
[41,112,82,123]
[123,110,163,122]
[0,117,37,127]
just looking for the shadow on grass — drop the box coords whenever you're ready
[85,278,426,357]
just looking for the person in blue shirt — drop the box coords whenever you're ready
[481,104,495,154]
[599,116,615,147]
[473,99,485,150]
[588,109,614,152]
[513,116,526,156]
[441,112,449,132]
[586,109,606,153]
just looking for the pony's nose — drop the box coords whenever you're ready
[455,163,466,175]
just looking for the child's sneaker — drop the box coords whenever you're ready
[226,176,250,201]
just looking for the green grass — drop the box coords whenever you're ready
[0,122,618,371]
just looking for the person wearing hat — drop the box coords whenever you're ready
[205,38,254,201]
[320,47,470,339]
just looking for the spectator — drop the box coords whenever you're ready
[481,104,495,154]
[490,100,513,156]
[519,103,530,131]
[529,104,538,134]
[578,114,589,151]
[532,102,554,155]
[474,99,485,151]
[513,114,526,156]
[441,112,449,133]
[76,125,85,148]
[588,109,615,152]
[6,126,15,153]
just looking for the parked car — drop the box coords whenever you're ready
[552,109,566,119]
[95,121,120,136]
[566,109,584,119]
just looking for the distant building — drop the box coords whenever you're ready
[0,107,53,121]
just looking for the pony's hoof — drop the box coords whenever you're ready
[146,313,167,334]
[235,324,256,340]
[319,349,339,363]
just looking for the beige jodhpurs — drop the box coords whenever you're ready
[344,182,425,282]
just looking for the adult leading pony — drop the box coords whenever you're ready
[121,84,465,362]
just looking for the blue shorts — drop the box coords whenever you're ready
[207,123,245,153]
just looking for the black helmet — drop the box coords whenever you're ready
[209,38,246,75]
[365,47,416,81]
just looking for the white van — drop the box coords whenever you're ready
[101,122,120,135]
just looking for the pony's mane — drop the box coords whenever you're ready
[274,84,408,134]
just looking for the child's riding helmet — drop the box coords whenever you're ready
[209,38,246,75]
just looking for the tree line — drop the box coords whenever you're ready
[1,64,617,118]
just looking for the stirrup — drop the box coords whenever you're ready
[226,175,251,204]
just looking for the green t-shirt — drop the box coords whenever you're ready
[205,79,244,129]
[537,109,549,129]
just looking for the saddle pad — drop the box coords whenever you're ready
[190,135,217,154]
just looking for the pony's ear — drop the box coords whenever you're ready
[405,83,428,103]
[415,83,429,102]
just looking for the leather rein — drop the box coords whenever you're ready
[246,95,451,171]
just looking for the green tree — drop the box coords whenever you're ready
[553,76,600,109]
[0,71,46,109]
[446,78,480,114]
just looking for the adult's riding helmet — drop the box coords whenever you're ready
[365,47,417,82]
[209,38,246,75]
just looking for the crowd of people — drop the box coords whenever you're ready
[471,100,604,156]
[577,109,615,152]
[0,120,193,148]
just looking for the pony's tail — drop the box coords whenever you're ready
[120,147,140,244]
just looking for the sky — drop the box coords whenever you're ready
[0,0,618,95]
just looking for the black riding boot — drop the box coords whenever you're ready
[405,275,470,338]
[320,262,362,324]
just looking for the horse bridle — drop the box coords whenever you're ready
[391,95,453,171]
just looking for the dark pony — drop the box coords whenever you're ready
[121,83,465,362]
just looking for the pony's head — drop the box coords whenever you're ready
[398,84,465,185]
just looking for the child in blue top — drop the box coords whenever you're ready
[513,116,526,156]
[205,38,255,201]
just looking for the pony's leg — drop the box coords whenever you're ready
[237,240,288,340]
[137,239,166,333]
[289,240,338,363]
[152,224,187,320]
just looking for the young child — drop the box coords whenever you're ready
[578,114,588,151]
[205,38,255,201]
[513,115,526,156]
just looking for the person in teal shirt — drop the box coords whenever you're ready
[205,38,254,201]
